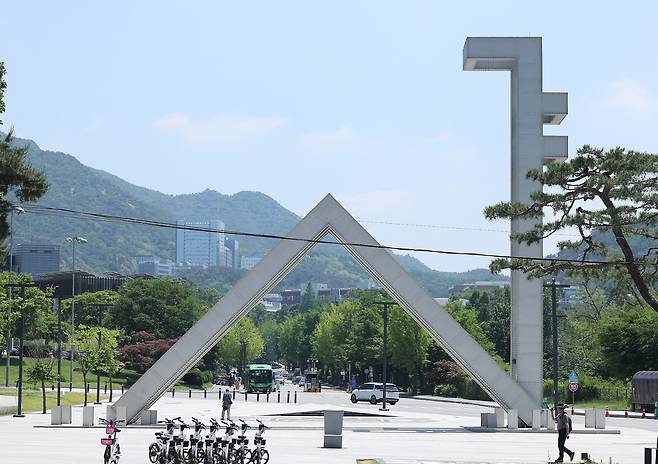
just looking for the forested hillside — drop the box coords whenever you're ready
[5,134,505,296]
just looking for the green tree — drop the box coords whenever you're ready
[481,288,511,362]
[444,300,493,353]
[388,306,430,394]
[485,145,658,313]
[343,299,382,377]
[74,326,100,406]
[298,283,318,313]
[25,339,57,413]
[96,327,123,402]
[312,304,349,376]
[194,286,221,308]
[0,62,5,123]
[0,272,54,346]
[0,63,49,244]
[278,314,305,368]
[216,317,264,374]
[258,318,280,363]
[110,278,205,338]
[61,290,118,328]
[73,325,120,405]
[596,307,658,378]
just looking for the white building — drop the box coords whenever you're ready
[240,255,262,270]
[135,256,174,276]
[176,219,225,267]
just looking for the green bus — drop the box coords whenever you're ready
[246,364,274,393]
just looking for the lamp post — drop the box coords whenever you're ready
[5,205,24,387]
[544,279,570,408]
[54,298,62,406]
[374,301,393,412]
[6,282,37,417]
[65,236,87,389]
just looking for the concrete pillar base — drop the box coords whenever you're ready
[82,406,94,427]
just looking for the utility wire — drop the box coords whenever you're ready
[16,203,639,267]
[357,219,580,237]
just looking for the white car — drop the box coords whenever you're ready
[350,382,399,405]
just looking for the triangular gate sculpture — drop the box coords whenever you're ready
[114,194,538,425]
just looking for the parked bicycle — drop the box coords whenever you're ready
[99,417,124,464]
[203,419,221,464]
[219,420,238,464]
[230,419,251,464]
[171,417,191,464]
[149,417,177,464]
[249,420,269,464]
[188,417,206,463]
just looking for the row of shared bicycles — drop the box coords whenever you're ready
[98,416,269,464]
[148,417,269,464]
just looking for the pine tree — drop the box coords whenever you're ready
[0,62,48,243]
[485,145,658,313]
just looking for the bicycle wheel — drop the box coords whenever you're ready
[149,443,160,463]
[104,445,111,464]
[259,450,269,464]
[216,450,225,464]
[168,449,180,464]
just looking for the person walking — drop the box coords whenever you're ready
[221,388,233,420]
[552,403,575,462]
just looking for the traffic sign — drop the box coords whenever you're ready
[569,382,578,393]
[569,371,578,382]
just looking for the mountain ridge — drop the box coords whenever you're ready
[5,133,506,296]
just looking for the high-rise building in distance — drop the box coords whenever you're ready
[9,244,60,278]
[176,219,225,267]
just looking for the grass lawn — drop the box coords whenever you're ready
[0,388,107,415]
[572,399,631,411]
[2,356,135,389]
[2,356,211,391]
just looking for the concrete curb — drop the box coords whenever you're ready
[464,426,620,434]
[405,395,497,408]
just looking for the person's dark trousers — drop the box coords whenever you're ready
[557,429,573,461]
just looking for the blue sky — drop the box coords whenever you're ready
[2,2,658,271]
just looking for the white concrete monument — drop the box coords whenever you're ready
[463,37,568,406]
[114,37,568,428]
[114,194,538,425]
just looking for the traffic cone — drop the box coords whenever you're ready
[605,407,609,417]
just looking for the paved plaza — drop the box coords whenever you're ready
[1,386,657,463]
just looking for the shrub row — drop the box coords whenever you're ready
[182,368,213,387]
[542,374,630,403]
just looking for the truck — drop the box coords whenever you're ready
[304,367,321,392]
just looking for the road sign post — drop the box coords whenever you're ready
[569,380,578,407]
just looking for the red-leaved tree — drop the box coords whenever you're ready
[118,331,177,373]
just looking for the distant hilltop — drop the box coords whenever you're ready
[5,133,506,296]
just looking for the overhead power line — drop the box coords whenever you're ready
[357,219,580,237]
[17,203,638,267]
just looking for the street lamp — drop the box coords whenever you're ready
[5,205,24,387]
[65,236,87,390]
[374,301,393,412]
[544,279,570,409]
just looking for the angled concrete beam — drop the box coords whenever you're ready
[464,37,568,407]
[114,194,537,425]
